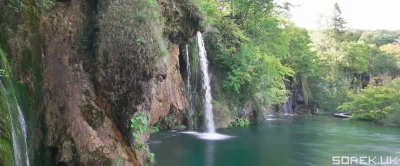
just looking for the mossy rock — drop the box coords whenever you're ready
[80,103,105,129]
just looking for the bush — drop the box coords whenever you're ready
[149,126,159,134]
[337,79,400,126]
[230,118,250,127]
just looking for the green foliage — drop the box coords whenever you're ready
[337,81,400,126]
[332,2,346,41]
[112,153,124,166]
[149,126,159,134]
[130,113,156,164]
[147,147,155,163]
[222,43,293,106]
[149,153,155,163]
[0,139,14,166]
[380,43,400,65]
[130,113,148,139]
[359,30,400,47]
[0,69,9,77]
[136,38,145,46]
[342,30,363,42]
[282,24,319,75]
[192,0,221,24]
[0,48,15,166]
[372,53,400,75]
[230,118,250,127]
[7,0,52,13]
[339,42,368,74]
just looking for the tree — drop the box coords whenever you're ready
[282,24,319,75]
[337,80,400,126]
[332,2,346,41]
[372,53,400,76]
[380,43,400,65]
[360,30,400,47]
[342,29,363,42]
[339,42,368,74]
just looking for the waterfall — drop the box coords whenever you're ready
[1,81,30,166]
[17,104,29,166]
[186,44,191,101]
[283,100,294,115]
[197,32,216,133]
[181,32,232,140]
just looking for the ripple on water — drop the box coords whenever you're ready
[181,131,234,141]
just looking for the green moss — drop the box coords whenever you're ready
[81,104,105,129]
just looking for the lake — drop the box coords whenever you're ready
[149,116,400,166]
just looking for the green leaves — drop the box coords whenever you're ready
[339,41,368,74]
[149,126,159,134]
[136,38,145,46]
[130,113,148,139]
[221,42,293,106]
[230,118,250,127]
[337,81,400,126]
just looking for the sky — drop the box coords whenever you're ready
[282,0,400,30]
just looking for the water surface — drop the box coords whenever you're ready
[149,116,400,166]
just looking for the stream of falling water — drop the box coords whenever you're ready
[197,31,216,133]
[1,81,30,166]
[186,44,191,102]
[180,32,232,140]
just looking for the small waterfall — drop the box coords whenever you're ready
[17,104,29,166]
[283,100,294,115]
[282,81,294,115]
[1,81,30,166]
[197,32,215,133]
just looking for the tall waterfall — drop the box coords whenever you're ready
[186,44,191,101]
[197,32,216,133]
[181,32,232,140]
[1,81,30,166]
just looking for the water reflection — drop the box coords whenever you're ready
[204,141,215,166]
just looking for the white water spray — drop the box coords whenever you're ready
[197,32,216,133]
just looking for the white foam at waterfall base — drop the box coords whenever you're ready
[181,131,233,141]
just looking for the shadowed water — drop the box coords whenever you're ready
[149,116,400,166]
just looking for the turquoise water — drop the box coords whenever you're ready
[149,116,400,166]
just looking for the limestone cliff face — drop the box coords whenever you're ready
[40,1,134,165]
[1,0,201,164]
[37,0,201,165]
[150,44,189,129]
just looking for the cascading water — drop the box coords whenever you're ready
[283,100,294,115]
[186,44,191,102]
[17,104,29,166]
[181,32,232,140]
[1,81,30,166]
[197,31,216,133]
